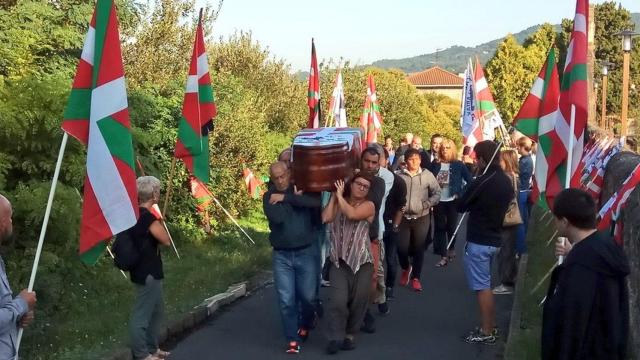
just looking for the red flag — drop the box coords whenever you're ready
[547,0,589,191]
[61,0,138,264]
[189,176,213,212]
[174,11,217,183]
[243,167,264,199]
[150,203,163,220]
[597,163,640,245]
[307,39,321,128]
[360,74,383,144]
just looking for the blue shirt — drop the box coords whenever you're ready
[0,257,28,359]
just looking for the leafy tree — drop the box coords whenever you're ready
[0,0,140,80]
[591,1,640,124]
[208,32,307,135]
[485,35,530,122]
[486,25,559,123]
[122,0,220,89]
[319,64,461,145]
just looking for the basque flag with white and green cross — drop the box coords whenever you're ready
[174,11,217,183]
[61,0,138,265]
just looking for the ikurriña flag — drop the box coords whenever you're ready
[546,0,589,192]
[61,0,138,264]
[474,57,503,140]
[307,39,321,129]
[513,48,561,210]
[360,74,382,144]
[242,167,265,199]
[189,176,213,212]
[174,11,217,183]
[598,162,640,246]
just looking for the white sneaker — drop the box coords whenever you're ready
[492,284,514,295]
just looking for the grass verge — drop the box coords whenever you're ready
[504,205,558,359]
[19,210,272,360]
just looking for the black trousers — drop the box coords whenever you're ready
[497,226,518,286]
[383,222,398,288]
[433,199,459,257]
[397,215,430,280]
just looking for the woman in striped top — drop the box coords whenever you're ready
[322,173,375,355]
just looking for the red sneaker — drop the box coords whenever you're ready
[411,278,423,292]
[399,266,412,286]
[286,341,300,354]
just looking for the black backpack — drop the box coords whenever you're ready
[112,228,141,271]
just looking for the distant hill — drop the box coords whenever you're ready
[372,13,639,74]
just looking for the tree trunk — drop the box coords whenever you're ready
[601,151,640,355]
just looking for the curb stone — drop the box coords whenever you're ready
[504,254,529,359]
[106,270,274,360]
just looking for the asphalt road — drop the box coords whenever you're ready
[169,227,512,360]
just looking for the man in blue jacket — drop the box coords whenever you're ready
[263,162,321,354]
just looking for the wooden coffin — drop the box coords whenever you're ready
[291,128,363,192]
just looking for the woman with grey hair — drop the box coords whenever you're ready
[129,176,171,360]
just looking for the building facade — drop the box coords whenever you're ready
[406,66,464,101]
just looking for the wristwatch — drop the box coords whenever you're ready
[392,224,400,233]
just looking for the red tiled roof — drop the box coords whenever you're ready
[407,66,463,87]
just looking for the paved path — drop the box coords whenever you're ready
[169,227,512,359]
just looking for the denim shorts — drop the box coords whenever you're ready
[463,242,499,291]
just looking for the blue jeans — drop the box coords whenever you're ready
[516,190,530,254]
[273,245,317,342]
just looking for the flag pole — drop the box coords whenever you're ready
[162,221,181,258]
[162,157,178,217]
[16,132,69,353]
[447,139,503,250]
[566,105,576,188]
[106,246,128,279]
[212,196,256,244]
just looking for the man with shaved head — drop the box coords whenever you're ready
[263,162,321,354]
[0,194,37,359]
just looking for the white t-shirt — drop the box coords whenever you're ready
[437,163,455,202]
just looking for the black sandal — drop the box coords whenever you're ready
[435,258,448,267]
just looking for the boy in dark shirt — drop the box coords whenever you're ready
[542,189,629,360]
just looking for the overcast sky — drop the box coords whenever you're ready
[200,0,640,71]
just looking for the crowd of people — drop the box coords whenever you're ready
[261,133,540,354]
[0,132,630,360]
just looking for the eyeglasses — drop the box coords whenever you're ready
[353,180,370,190]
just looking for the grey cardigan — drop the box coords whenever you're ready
[396,168,441,218]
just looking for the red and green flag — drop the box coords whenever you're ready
[547,0,589,191]
[360,74,383,144]
[174,11,217,183]
[189,176,213,212]
[242,167,265,199]
[513,48,561,210]
[61,0,138,264]
[474,57,503,140]
[307,38,321,128]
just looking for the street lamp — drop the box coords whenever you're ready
[599,60,613,130]
[615,30,638,137]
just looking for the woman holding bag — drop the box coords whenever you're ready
[493,150,522,295]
